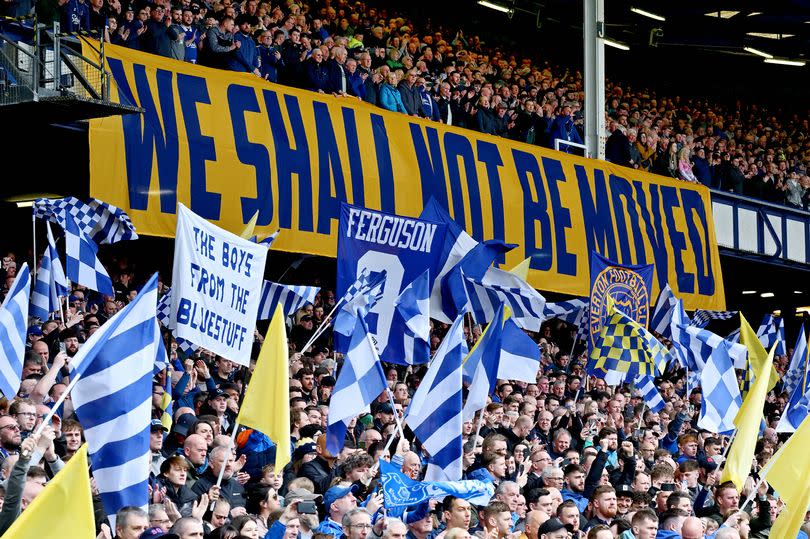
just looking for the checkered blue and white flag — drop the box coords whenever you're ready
[256,281,320,320]
[783,325,808,398]
[697,341,742,435]
[33,197,137,244]
[395,270,431,365]
[333,269,387,345]
[757,314,786,356]
[30,223,69,321]
[156,288,197,355]
[64,213,114,296]
[689,309,738,329]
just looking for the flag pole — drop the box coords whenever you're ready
[211,420,241,509]
[721,430,737,459]
[32,214,37,280]
[299,298,344,354]
[386,388,407,442]
[27,369,84,452]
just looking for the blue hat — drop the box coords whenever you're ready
[323,484,358,510]
[151,419,168,432]
[27,325,42,336]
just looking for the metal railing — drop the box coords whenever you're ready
[0,16,111,106]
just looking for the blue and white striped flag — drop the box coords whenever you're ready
[464,267,546,332]
[34,197,137,244]
[326,316,388,455]
[783,326,808,398]
[757,314,786,356]
[155,288,197,356]
[498,316,541,383]
[689,309,738,329]
[256,281,320,320]
[543,298,588,324]
[333,269,386,346]
[697,341,742,435]
[0,264,30,398]
[777,340,810,434]
[64,214,114,296]
[30,223,69,321]
[462,304,504,421]
[250,229,279,247]
[69,273,160,522]
[633,375,665,413]
[650,284,677,338]
[394,270,431,365]
[406,314,464,480]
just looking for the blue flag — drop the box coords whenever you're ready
[380,459,493,508]
[336,204,446,363]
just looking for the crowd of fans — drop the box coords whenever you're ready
[0,245,803,539]
[3,0,809,209]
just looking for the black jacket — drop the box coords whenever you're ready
[191,468,246,508]
[299,456,335,494]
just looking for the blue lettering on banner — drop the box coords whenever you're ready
[661,185,694,294]
[541,157,577,276]
[513,149,552,271]
[576,166,617,262]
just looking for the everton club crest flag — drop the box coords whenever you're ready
[589,252,654,355]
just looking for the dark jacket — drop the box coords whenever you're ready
[191,468,246,508]
[259,45,284,82]
[0,453,30,535]
[475,107,497,135]
[326,59,348,93]
[299,456,335,494]
[605,130,631,167]
[397,81,421,116]
[303,58,331,93]
[227,31,259,73]
[549,115,583,152]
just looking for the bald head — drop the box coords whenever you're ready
[525,510,549,539]
[715,528,740,539]
[681,516,703,539]
[21,480,44,510]
[183,434,208,466]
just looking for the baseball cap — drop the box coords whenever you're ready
[376,402,394,415]
[538,518,567,535]
[172,413,197,436]
[27,326,42,336]
[140,527,179,539]
[151,419,168,432]
[285,488,322,506]
[323,484,358,509]
[207,388,226,400]
[292,441,317,461]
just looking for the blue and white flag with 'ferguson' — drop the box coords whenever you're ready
[64,213,114,296]
[326,316,388,455]
[30,223,69,321]
[697,341,742,435]
[405,314,464,480]
[336,204,446,362]
[0,264,31,399]
[70,273,160,521]
[394,270,431,365]
[380,459,494,507]
[256,281,320,320]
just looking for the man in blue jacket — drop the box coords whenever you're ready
[549,105,583,153]
[416,78,439,121]
[227,14,260,75]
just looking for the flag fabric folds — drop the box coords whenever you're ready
[64,214,114,296]
[237,305,291,470]
[649,284,677,338]
[498,317,541,383]
[633,375,665,413]
[326,316,388,455]
[256,281,320,320]
[0,264,30,399]
[30,223,69,321]
[720,345,775,492]
[689,309,738,328]
[332,269,387,347]
[419,200,479,323]
[589,297,668,381]
[155,288,197,355]
[380,459,494,508]
[462,304,505,421]
[33,196,137,244]
[757,314,786,356]
[464,266,546,331]
[2,444,95,539]
[697,341,742,435]
[70,273,160,517]
[405,314,465,481]
[764,407,810,539]
[542,298,588,325]
[740,314,779,393]
[394,270,431,365]
[783,325,808,398]
[442,240,515,321]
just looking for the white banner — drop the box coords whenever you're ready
[171,204,267,366]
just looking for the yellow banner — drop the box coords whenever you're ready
[88,41,725,310]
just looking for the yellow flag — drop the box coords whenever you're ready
[239,211,259,239]
[739,313,778,390]
[720,344,775,491]
[764,412,810,539]
[237,305,291,470]
[508,258,531,281]
[4,444,95,538]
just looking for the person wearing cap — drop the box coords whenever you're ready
[536,518,568,539]
[201,388,233,432]
[150,419,169,476]
[25,325,43,350]
[317,484,359,537]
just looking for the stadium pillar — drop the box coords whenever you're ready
[583,0,605,160]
